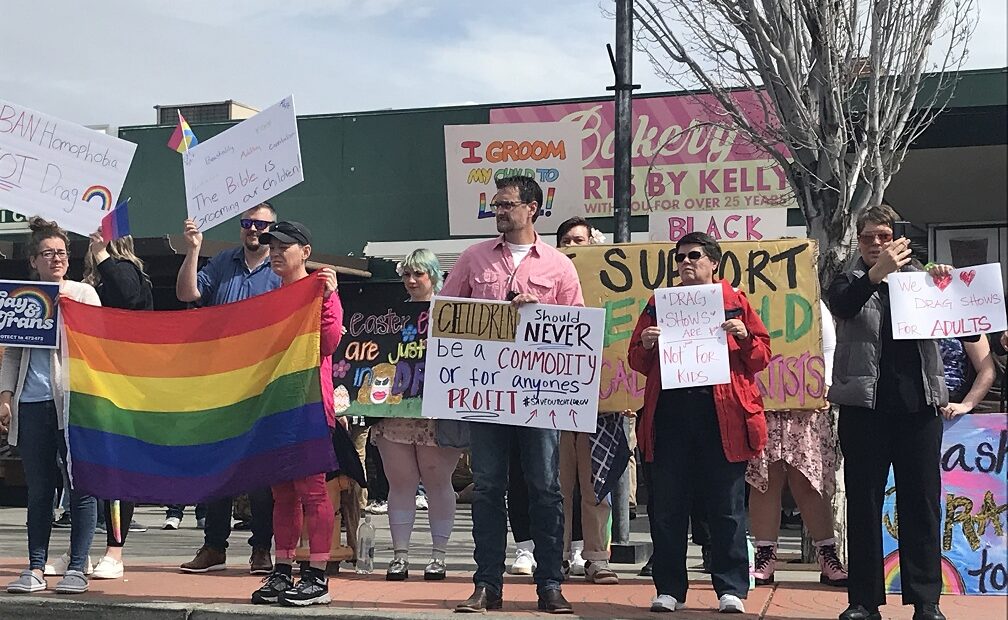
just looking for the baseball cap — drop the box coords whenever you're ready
[259,221,311,246]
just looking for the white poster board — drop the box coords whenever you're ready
[422,297,605,432]
[649,208,789,242]
[444,122,582,236]
[0,98,136,235]
[183,96,303,231]
[889,263,1006,339]
[653,284,730,389]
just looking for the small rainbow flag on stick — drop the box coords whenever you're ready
[166,110,198,153]
[61,276,337,504]
[100,198,130,242]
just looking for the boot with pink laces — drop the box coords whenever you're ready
[753,542,776,585]
[816,538,848,587]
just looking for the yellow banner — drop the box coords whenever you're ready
[564,240,825,412]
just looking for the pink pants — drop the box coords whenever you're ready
[272,473,334,563]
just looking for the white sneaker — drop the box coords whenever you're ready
[91,555,124,579]
[508,541,536,575]
[650,594,685,612]
[163,516,181,530]
[718,594,745,613]
[569,540,586,576]
[367,501,388,515]
[415,494,429,510]
[44,553,93,577]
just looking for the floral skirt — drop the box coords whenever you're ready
[746,408,839,496]
[370,417,438,447]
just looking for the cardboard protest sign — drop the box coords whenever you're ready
[183,96,303,231]
[564,239,824,412]
[0,280,59,348]
[649,208,789,243]
[330,282,427,419]
[422,298,605,431]
[0,98,136,235]
[444,122,582,236]
[883,413,1008,595]
[654,284,729,388]
[490,92,796,218]
[889,264,1006,339]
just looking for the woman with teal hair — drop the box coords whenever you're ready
[371,249,467,581]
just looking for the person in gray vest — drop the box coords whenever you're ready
[826,204,950,620]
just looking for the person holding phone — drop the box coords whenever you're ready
[827,204,951,620]
[629,232,771,615]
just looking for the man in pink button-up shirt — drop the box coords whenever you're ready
[442,176,582,615]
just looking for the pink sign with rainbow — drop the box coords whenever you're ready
[882,413,1008,595]
[490,91,796,218]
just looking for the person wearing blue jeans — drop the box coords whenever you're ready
[2,217,102,594]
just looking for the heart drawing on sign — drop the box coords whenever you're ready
[932,273,952,291]
[959,270,976,286]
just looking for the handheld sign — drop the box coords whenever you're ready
[0,280,60,348]
[889,264,1006,339]
[654,284,729,389]
[0,98,136,235]
[183,96,303,231]
[422,297,605,432]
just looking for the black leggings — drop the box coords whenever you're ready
[102,500,135,547]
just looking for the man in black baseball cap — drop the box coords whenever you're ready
[259,221,311,246]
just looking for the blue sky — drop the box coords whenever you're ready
[4,0,1006,127]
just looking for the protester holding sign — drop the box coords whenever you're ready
[2,218,101,595]
[176,202,280,576]
[371,249,466,581]
[747,300,848,588]
[826,204,951,620]
[250,221,342,607]
[629,231,771,615]
[442,176,581,615]
[81,231,154,580]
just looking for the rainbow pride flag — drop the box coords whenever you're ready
[60,276,337,504]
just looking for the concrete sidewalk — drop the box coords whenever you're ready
[0,506,1002,619]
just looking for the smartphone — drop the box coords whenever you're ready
[893,220,910,239]
[725,308,743,320]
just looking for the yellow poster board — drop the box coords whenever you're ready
[564,239,825,412]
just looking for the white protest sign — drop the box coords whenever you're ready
[422,297,605,432]
[889,263,1006,339]
[649,208,789,242]
[654,284,730,389]
[0,99,136,235]
[444,122,583,236]
[183,96,303,231]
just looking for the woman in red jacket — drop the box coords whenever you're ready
[628,232,771,615]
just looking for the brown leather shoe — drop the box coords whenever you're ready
[180,546,226,573]
[537,589,573,614]
[249,547,273,575]
[455,585,503,613]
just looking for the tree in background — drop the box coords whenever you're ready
[631,0,976,283]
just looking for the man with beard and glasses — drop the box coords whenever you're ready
[174,202,282,577]
[441,176,583,615]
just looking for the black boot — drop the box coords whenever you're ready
[839,604,881,620]
[912,603,945,620]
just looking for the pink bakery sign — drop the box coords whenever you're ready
[490,91,795,217]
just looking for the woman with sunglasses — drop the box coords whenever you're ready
[827,205,951,620]
[628,232,771,615]
[80,231,154,580]
[3,217,101,595]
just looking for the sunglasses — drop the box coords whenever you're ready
[675,250,705,263]
[858,232,893,243]
[240,219,272,231]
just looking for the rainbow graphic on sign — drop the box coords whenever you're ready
[883,551,967,595]
[8,286,55,321]
[81,185,114,211]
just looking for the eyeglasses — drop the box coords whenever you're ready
[240,219,273,231]
[858,232,893,244]
[675,250,704,263]
[489,201,527,213]
[38,249,69,260]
